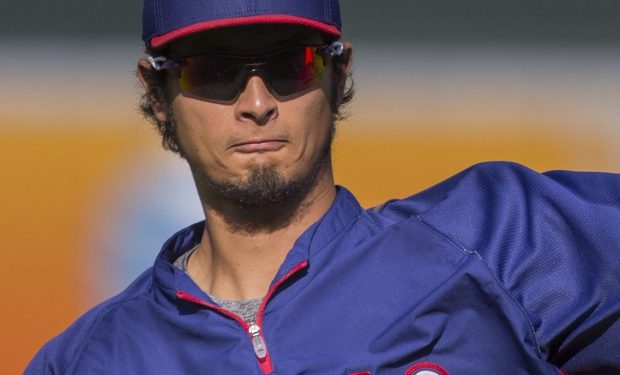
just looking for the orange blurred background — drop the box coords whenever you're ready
[2,13,620,374]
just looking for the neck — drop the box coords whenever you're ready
[187,166,336,301]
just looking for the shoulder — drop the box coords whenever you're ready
[374,160,619,229]
[420,161,619,251]
[375,161,620,278]
[25,268,153,375]
[375,161,620,365]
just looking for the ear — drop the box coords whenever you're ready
[334,41,353,106]
[137,58,170,123]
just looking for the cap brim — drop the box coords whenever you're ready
[150,15,341,49]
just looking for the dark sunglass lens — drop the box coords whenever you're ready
[180,56,241,101]
[265,47,326,97]
[176,47,326,100]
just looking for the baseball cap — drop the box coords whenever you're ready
[142,0,342,49]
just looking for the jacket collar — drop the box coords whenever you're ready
[152,186,363,296]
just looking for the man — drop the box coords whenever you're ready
[27,0,620,374]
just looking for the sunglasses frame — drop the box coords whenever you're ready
[147,41,344,71]
[146,42,344,101]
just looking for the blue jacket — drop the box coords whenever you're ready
[27,162,620,374]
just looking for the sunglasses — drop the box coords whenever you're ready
[147,41,344,102]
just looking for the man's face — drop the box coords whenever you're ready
[157,25,340,208]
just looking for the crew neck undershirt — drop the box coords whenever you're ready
[173,246,262,323]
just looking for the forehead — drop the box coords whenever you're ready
[167,24,327,57]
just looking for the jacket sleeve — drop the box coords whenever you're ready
[24,269,153,374]
[417,162,620,374]
[24,310,98,375]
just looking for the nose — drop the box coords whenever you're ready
[235,75,278,125]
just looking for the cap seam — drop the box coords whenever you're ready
[155,0,163,32]
[325,0,331,22]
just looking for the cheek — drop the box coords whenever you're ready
[304,83,334,139]
[171,99,230,166]
[285,91,333,164]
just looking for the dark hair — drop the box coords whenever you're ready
[138,46,354,157]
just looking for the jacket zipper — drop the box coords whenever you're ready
[248,322,267,358]
[176,260,309,374]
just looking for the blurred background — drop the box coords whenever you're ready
[2,0,619,372]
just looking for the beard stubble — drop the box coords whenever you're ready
[181,115,336,233]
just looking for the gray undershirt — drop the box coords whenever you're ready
[173,247,262,323]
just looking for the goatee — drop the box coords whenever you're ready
[181,116,335,233]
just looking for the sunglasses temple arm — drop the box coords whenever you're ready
[319,41,344,57]
[146,55,184,71]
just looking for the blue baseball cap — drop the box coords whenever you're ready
[142,0,342,49]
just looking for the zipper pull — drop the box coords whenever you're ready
[248,323,267,359]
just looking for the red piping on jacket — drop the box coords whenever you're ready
[176,260,309,374]
[256,260,309,328]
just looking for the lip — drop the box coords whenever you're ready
[231,139,287,153]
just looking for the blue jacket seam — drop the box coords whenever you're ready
[360,209,382,233]
[63,291,150,374]
[307,200,364,260]
[415,215,544,359]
